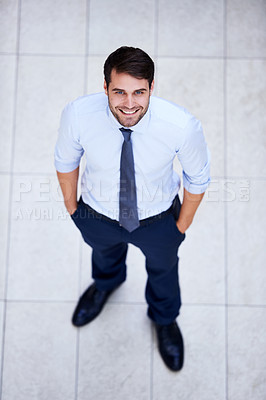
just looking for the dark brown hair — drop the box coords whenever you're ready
[104,46,154,89]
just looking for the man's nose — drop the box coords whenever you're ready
[124,95,134,108]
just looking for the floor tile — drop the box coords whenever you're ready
[7,175,80,301]
[179,188,225,304]
[0,55,16,172]
[87,56,108,94]
[227,0,266,57]
[20,0,86,55]
[0,301,4,377]
[0,175,10,299]
[78,303,151,400]
[153,306,226,400]
[157,58,224,178]
[158,0,224,57]
[2,302,77,400]
[0,0,18,53]
[228,307,266,400]
[13,56,84,174]
[227,180,266,305]
[88,0,155,56]
[80,241,147,304]
[227,60,266,177]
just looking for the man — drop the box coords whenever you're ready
[55,46,210,372]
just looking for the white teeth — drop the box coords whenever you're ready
[121,110,137,114]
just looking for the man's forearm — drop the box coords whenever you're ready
[176,188,205,234]
[57,167,79,215]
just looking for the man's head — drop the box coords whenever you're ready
[104,46,155,127]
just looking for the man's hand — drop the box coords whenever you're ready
[176,221,187,235]
[56,167,79,215]
[69,204,78,216]
[176,188,205,234]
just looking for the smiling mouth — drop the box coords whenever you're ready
[119,109,139,115]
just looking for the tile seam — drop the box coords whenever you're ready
[150,2,158,398]
[223,1,229,400]
[3,171,266,180]
[0,0,22,398]
[2,299,266,308]
[1,52,266,61]
[74,3,91,399]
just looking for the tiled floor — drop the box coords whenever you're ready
[0,1,266,399]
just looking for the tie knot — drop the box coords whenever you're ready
[120,128,132,142]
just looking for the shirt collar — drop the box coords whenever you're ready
[107,102,151,134]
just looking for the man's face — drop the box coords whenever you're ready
[104,69,154,127]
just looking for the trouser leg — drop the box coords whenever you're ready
[145,255,181,325]
[132,213,185,325]
[91,242,128,291]
[71,200,128,291]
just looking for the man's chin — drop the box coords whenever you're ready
[121,119,138,127]
[117,111,143,127]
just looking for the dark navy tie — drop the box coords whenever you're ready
[119,128,140,232]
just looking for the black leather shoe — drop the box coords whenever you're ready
[155,321,184,371]
[72,283,113,327]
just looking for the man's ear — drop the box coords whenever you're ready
[104,80,108,95]
[150,80,155,95]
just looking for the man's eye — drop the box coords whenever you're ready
[115,91,124,94]
[135,91,143,95]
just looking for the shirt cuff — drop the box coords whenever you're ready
[54,159,80,173]
[183,172,211,194]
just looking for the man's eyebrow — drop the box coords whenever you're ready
[111,88,148,92]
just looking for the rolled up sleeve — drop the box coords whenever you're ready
[177,116,211,194]
[54,102,84,173]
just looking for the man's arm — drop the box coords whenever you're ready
[57,166,79,215]
[176,188,204,234]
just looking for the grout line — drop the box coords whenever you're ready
[150,324,154,400]
[182,302,227,308]
[184,303,266,309]
[154,0,159,59]
[1,298,265,308]
[74,329,80,400]
[1,299,78,304]
[0,1,22,398]
[0,171,57,176]
[83,56,88,96]
[223,1,229,399]
[226,304,266,309]
[1,52,266,61]
[73,185,83,398]
[83,0,90,94]
[0,298,146,305]
[86,0,90,56]
[153,0,159,97]
[2,171,266,181]
[150,3,159,397]
[74,3,90,398]
[206,176,266,181]
[145,55,266,60]
[77,240,84,296]
[4,53,86,58]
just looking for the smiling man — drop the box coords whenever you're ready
[105,69,153,127]
[55,46,210,372]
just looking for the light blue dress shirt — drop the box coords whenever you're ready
[55,93,210,220]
